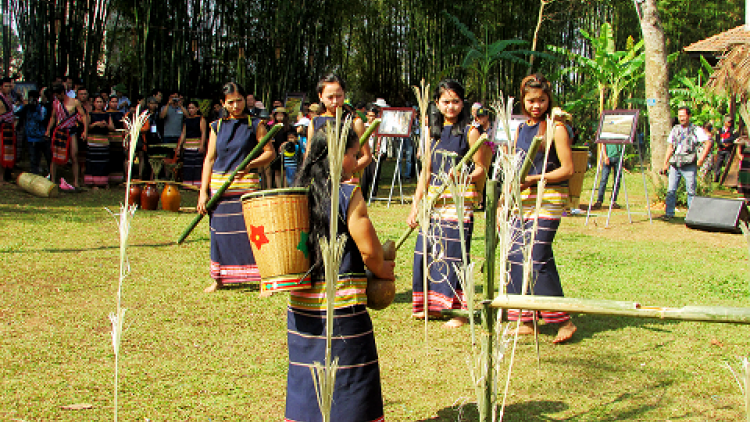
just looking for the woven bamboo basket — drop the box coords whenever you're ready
[568,147,589,209]
[241,188,312,293]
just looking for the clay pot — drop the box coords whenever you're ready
[140,182,160,210]
[128,184,142,207]
[161,182,181,212]
[366,240,397,310]
[366,272,396,310]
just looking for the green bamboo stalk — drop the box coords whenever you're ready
[518,135,545,183]
[393,135,488,252]
[480,180,498,422]
[359,119,380,146]
[176,123,282,244]
[491,295,750,324]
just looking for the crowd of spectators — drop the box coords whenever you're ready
[0,75,420,193]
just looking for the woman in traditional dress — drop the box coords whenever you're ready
[107,95,126,185]
[197,82,273,293]
[307,74,371,182]
[177,101,207,187]
[85,97,114,188]
[407,79,492,328]
[286,128,394,422]
[505,73,576,344]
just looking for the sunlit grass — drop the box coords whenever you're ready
[1,168,749,421]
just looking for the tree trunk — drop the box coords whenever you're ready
[636,0,671,168]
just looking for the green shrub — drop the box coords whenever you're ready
[652,172,713,207]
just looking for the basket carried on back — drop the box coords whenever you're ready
[241,188,312,293]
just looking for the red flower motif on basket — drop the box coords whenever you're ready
[249,225,270,249]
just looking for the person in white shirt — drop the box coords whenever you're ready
[660,106,712,220]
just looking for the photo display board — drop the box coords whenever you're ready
[595,109,640,144]
[376,107,416,138]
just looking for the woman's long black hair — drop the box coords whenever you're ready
[294,127,360,279]
[429,79,471,140]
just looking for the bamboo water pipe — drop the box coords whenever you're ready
[490,295,750,325]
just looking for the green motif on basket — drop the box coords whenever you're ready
[297,231,310,259]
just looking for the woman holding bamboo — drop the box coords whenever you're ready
[506,73,576,343]
[197,82,273,293]
[307,73,371,180]
[407,79,492,328]
[285,128,394,422]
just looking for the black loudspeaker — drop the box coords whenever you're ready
[685,196,749,234]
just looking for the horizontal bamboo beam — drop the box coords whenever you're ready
[490,295,750,325]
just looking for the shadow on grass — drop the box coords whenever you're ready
[570,313,677,344]
[219,282,262,293]
[415,380,676,421]
[0,241,181,254]
[414,400,568,421]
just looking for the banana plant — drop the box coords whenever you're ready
[548,22,645,115]
[444,12,545,104]
[669,55,727,126]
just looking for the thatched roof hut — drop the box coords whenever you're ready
[684,25,750,103]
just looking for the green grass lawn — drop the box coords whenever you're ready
[1,168,749,421]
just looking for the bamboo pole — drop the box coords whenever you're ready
[393,135,489,252]
[491,295,750,324]
[176,124,282,244]
[480,180,498,422]
[359,119,380,146]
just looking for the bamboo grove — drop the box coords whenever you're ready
[0,0,746,105]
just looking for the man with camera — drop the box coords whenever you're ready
[159,92,187,146]
[660,106,712,220]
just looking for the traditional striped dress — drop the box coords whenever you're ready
[50,99,80,165]
[182,115,204,186]
[412,125,477,314]
[0,92,16,168]
[506,120,570,324]
[285,184,384,422]
[107,110,125,184]
[84,112,110,187]
[208,117,262,284]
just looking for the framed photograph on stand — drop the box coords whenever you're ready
[586,109,651,226]
[377,107,415,138]
[595,109,640,144]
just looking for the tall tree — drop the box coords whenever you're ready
[634,0,671,168]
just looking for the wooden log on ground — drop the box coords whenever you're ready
[490,294,750,325]
[16,172,59,198]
